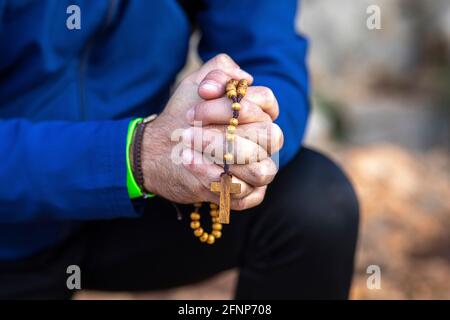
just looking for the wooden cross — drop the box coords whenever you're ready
[210,174,241,224]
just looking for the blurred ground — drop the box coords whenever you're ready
[76,0,449,300]
[341,145,450,299]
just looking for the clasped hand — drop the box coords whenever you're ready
[141,54,283,210]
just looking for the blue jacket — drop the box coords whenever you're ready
[0,0,309,260]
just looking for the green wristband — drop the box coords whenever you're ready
[126,118,155,199]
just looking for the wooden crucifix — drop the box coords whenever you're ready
[210,174,241,224]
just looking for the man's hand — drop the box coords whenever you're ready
[142,54,283,210]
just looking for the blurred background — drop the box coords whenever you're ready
[300,0,450,299]
[76,0,450,300]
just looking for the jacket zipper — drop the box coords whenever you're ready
[78,0,118,120]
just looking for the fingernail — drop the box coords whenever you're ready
[236,68,252,80]
[186,108,195,123]
[200,80,221,93]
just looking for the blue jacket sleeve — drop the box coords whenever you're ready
[0,118,137,223]
[197,0,310,168]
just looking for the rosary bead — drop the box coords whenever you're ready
[232,102,241,111]
[200,232,209,242]
[226,85,235,93]
[237,79,248,95]
[212,230,222,239]
[190,221,201,229]
[206,234,216,244]
[227,79,238,86]
[236,85,247,96]
[190,212,201,220]
[210,210,219,217]
[224,153,234,162]
[227,125,236,134]
[212,223,223,231]
[237,87,247,96]
[227,90,237,99]
[212,217,220,223]
[194,228,204,237]
[210,203,218,209]
[226,133,235,142]
[226,80,238,92]
[238,79,249,87]
[229,118,239,126]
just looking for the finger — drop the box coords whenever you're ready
[179,148,213,202]
[244,86,279,120]
[198,69,255,100]
[236,122,284,155]
[187,95,272,126]
[230,185,267,211]
[183,127,269,164]
[228,158,278,188]
[181,148,254,200]
[197,69,231,100]
[194,122,284,156]
[193,54,253,86]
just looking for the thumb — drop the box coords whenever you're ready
[197,69,238,100]
[192,54,253,98]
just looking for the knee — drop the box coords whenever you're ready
[276,148,360,249]
[312,150,359,242]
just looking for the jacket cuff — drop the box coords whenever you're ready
[100,118,140,218]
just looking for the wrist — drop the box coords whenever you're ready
[140,119,160,195]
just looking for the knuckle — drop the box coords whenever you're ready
[244,143,260,164]
[215,53,237,69]
[261,161,277,182]
[194,101,207,121]
[271,123,284,151]
[260,86,275,106]
[267,158,279,177]
[254,173,268,187]
[249,162,267,187]
[272,123,284,149]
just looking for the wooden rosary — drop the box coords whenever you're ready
[190,79,248,244]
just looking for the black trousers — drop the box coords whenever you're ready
[0,148,359,299]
